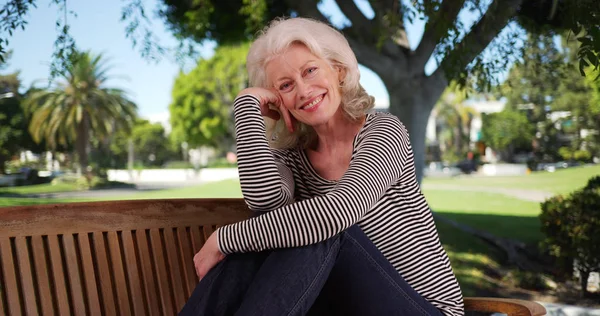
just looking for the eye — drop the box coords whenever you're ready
[305,67,318,76]
[279,82,293,91]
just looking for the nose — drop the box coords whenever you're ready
[296,80,313,100]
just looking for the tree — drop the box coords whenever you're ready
[552,36,599,161]
[501,34,565,161]
[3,0,600,181]
[434,83,478,162]
[24,51,137,174]
[109,119,177,168]
[169,43,249,154]
[0,72,26,174]
[481,108,534,162]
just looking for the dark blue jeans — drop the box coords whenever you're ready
[179,226,443,316]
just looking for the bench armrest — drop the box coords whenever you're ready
[464,297,546,315]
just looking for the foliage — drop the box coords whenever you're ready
[23,51,137,173]
[0,72,26,174]
[169,43,249,153]
[434,83,478,162]
[108,119,178,169]
[3,0,600,183]
[586,175,600,190]
[557,147,591,163]
[517,0,600,77]
[481,108,534,162]
[539,183,600,295]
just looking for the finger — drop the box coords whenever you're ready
[279,106,295,133]
[195,262,201,279]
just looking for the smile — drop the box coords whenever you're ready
[301,94,325,112]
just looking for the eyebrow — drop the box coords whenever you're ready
[273,60,317,84]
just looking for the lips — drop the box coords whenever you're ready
[301,93,325,112]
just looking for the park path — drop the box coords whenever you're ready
[421,183,555,202]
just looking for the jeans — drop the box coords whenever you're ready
[179,226,443,316]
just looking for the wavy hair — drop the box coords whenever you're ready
[246,17,375,149]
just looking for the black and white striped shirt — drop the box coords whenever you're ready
[217,95,464,316]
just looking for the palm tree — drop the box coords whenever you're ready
[25,51,137,174]
[435,84,479,161]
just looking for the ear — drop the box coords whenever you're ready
[335,65,346,83]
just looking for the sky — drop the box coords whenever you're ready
[3,0,493,127]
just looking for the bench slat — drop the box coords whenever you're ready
[136,230,161,316]
[164,228,187,310]
[108,231,132,316]
[0,238,23,316]
[92,232,117,316]
[177,227,197,297]
[122,230,147,315]
[63,234,87,315]
[48,235,72,315]
[15,237,39,316]
[150,228,175,315]
[78,233,101,315]
[203,225,215,241]
[31,236,54,315]
[0,275,5,316]
[190,226,205,255]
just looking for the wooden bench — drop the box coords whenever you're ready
[0,199,546,315]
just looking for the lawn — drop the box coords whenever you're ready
[0,182,81,195]
[422,189,542,244]
[0,197,91,207]
[423,164,600,195]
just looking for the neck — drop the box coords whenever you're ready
[311,109,365,154]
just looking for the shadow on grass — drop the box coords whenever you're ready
[434,212,546,300]
[435,210,543,245]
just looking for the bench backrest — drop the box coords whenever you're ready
[0,199,252,316]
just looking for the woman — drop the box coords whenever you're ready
[180,17,464,316]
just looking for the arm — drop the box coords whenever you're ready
[234,95,295,212]
[218,114,410,254]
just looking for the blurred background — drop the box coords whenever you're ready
[1,0,599,313]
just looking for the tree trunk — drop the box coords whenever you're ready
[579,269,590,297]
[0,155,6,174]
[76,115,90,177]
[386,75,447,183]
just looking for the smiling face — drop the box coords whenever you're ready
[266,43,344,127]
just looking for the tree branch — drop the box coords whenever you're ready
[334,0,374,42]
[411,0,467,74]
[284,0,329,24]
[436,0,524,79]
[368,0,402,20]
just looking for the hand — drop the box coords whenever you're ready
[238,87,295,133]
[193,232,226,281]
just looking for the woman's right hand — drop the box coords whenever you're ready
[237,87,295,133]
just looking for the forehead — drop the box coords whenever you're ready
[265,44,321,82]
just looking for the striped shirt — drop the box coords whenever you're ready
[217,95,464,316]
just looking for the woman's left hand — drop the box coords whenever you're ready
[193,232,226,280]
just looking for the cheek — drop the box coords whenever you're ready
[281,94,296,110]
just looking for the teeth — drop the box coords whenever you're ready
[304,96,323,110]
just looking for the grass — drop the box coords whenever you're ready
[0,197,90,207]
[423,164,600,195]
[423,189,543,244]
[0,182,81,195]
[435,220,505,297]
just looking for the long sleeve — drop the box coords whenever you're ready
[234,94,295,212]
[217,113,411,254]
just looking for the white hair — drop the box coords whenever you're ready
[246,17,375,149]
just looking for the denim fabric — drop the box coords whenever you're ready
[179,226,443,316]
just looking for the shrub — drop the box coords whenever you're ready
[586,175,600,191]
[539,186,600,296]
